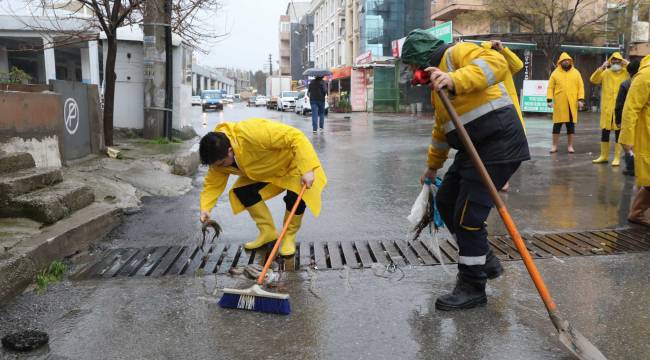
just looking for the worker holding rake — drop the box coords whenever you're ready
[401,30,530,311]
[198,118,327,257]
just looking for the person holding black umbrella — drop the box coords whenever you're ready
[308,76,328,133]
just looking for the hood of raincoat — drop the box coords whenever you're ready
[401,29,445,66]
[640,55,650,70]
[480,41,492,50]
[608,52,624,63]
[556,52,573,67]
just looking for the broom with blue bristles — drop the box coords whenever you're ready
[218,184,307,315]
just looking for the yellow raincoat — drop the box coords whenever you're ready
[199,119,327,216]
[547,52,585,124]
[481,41,525,127]
[427,42,512,169]
[619,55,650,186]
[590,52,630,130]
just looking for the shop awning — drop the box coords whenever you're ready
[463,40,620,54]
[559,44,620,54]
[331,66,352,80]
[464,40,537,50]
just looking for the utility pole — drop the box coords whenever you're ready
[143,0,169,139]
[268,53,273,97]
[164,0,173,141]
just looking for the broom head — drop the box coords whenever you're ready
[218,284,291,315]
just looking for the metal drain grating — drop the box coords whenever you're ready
[75,228,650,279]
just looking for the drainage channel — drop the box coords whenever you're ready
[74,228,650,279]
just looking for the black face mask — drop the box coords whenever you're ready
[561,63,572,70]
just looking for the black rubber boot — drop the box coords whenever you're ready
[435,275,487,311]
[484,249,503,279]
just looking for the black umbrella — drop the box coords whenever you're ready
[302,68,333,77]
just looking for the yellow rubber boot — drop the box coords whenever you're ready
[243,202,278,250]
[279,211,303,256]
[612,144,622,166]
[592,142,609,164]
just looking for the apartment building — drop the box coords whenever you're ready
[312,0,347,68]
[279,14,291,76]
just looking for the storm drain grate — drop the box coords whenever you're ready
[75,228,650,279]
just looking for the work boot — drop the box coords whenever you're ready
[623,153,635,176]
[279,211,303,256]
[628,188,650,227]
[435,275,487,311]
[592,142,609,163]
[243,202,278,250]
[484,249,503,279]
[612,144,622,166]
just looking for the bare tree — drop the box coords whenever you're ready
[254,70,267,95]
[18,0,226,146]
[460,0,609,75]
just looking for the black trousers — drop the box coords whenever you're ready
[436,161,521,282]
[552,121,575,134]
[600,129,620,142]
[232,182,306,215]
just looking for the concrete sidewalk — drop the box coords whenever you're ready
[0,136,200,302]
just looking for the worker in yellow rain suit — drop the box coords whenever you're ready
[481,40,525,128]
[198,119,327,256]
[481,40,525,192]
[590,52,629,166]
[619,55,650,227]
[401,29,530,311]
[547,52,585,153]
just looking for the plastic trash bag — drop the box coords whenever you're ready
[407,177,451,274]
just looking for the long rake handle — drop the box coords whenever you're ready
[436,89,557,313]
[256,183,308,285]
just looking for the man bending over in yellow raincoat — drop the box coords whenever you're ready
[198,119,327,256]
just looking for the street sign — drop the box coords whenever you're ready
[521,80,552,113]
[426,21,453,44]
[351,69,367,111]
[356,51,372,65]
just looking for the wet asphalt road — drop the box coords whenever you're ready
[1,104,647,359]
[101,103,636,249]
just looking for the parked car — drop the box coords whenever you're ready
[201,90,224,111]
[191,95,202,106]
[247,96,257,107]
[223,95,234,104]
[278,91,299,111]
[295,90,329,115]
[255,96,267,107]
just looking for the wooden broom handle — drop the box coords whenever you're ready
[436,89,557,312]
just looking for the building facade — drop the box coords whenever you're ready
[295,14,315,80]
[191,65,235,96]
[218,68,252,94]
[312,0,347,69]
[279,15,291,76]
